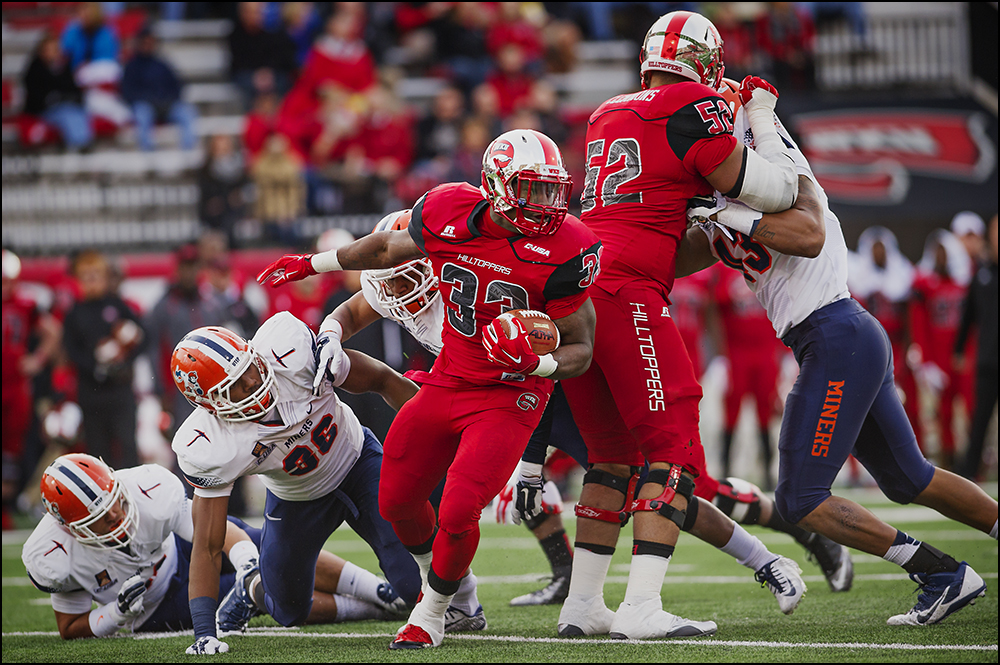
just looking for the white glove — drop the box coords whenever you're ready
[511,462,544,526]
[115,574,148,620]
[186,636,230,655]
[686,191,727,226]
[313,321,351,395]
[715,198,764,237]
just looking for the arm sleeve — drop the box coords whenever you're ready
[665,98,738,178]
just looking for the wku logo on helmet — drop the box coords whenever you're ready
[490,140,514,168]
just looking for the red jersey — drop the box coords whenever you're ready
[714,266,777,354]
[2,294,39,392]
[581,82,737,294]
[669,270,711,375]
[408,183,601,391]
[910,271,968,367]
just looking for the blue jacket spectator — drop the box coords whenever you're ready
[60,3,120,70]
[121,28,198,150]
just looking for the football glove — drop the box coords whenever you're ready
[256,254,317,287]
[739,75,779,112]
[686,191,727,226]
[313,326,351,395]
[115,574,148,621]
[482,317,540,375]
[186,636,230,655]
[512,462,544,526]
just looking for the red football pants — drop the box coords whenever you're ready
[378,381,550,582]
[561,282,706,474]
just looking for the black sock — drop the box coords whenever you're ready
[902,542,960,576]
[722,429,734,478]
[765,509,814,547]
[539,530,573,578]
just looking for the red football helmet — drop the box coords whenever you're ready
[481,129,573,237]
[40,454,138,549]
[640,10,725,90]
[363,209,440,322]
[171,326,277,422]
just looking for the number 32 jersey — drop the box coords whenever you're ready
[407,182,601,391]
[582,81,738,294]
[172,312,365,502]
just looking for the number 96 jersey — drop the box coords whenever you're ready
[172,312,365,502]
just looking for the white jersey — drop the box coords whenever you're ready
[172,312,364,502]
[21,464,191,629]
[701,107,850,338]
[360,273,444,356]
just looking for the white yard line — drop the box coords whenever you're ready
[3,629,996,652]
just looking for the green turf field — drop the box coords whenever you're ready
[3,486,997,663]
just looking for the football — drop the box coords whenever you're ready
[496,309,560,355]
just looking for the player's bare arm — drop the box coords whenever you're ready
[548,298,597,380]
[338,349,419,411]
[747,175,825,258]
[326,292,383,343]
[675,225,719,278]
[189,494,230,604]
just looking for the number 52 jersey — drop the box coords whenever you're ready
[172,312,365,502]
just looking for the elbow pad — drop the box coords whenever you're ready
[731,146,798,214]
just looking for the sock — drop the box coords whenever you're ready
[332,594,385,623]
[566,545,614,600]
[407,584,454,643]
[883,530,959,575]
[448,569,480,615]
[991,520,997,541]
[764,509,814,547]
[539,530,574,578]
[720,524,779,572]
[228,540,259,571]
[248,574,266,611]
[335,561,384,605]
[622,545,672,605]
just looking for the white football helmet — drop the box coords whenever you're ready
[640,10,725,90]
[40,454,139,549]
[171,326,277,422]
[362,209,439,322]
[481,129,573,237]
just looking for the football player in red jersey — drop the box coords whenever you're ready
[258,128,601,649]
[557,10,807,639]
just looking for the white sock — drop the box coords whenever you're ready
[566,547,613,601]
[333,594,385,622]
[335,561,383,605]
[882,530,920,567]
[990,520,997,541]
[622,554,670,605]
[721,524,778,572]
[228,540,259,571]
[411,551,432,590]
[449,569,480,614]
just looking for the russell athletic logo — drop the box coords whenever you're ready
[812,380,844,457]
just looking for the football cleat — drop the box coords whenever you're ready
[805,533,854,592]
[217,560,262,636]
[444,604,487,632]
[609,598,717,639]
[389,623,436,650]
[510,574,570,607]
[557,594,616,636]
[375,582,409,616]
[755,556,806,615]
[887,562,986,626]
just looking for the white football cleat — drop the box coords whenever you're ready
[609,597,717,639]
[755,556,806,615]
[557,594,616,636]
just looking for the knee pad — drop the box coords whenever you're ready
[714,477,763,525]
[629,465,695,530]
[574,467,640,525]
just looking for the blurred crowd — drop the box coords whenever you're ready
[16,1,832,245]
[3,210,996,529]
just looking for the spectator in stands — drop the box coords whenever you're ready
[484,43,534,117]
[62,250,146,470]
[470,80,503,139]
[21,34,92,149]
[60,2,132,129]
[414,84,465,164]
[202,256,260,340]
[121,26,198,151]
[144,244,227,429]
[710,3,756,82]
[527,79,567,145]
[198,134,247,247]
[433,2,497,92]
[446,117,492,186]
[253,133,307,244]
[487,2,545,73]
[755,1,816,90]
[229,1,299,108]
[244,91,282,161]
[542,14,582,74]
[2,250,61,530]
[955,214,999,480]
[283,2,325,66]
